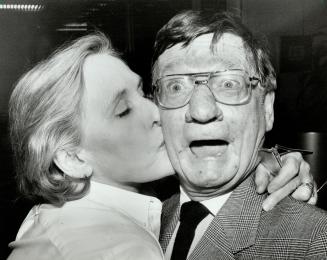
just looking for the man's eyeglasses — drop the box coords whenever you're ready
[154,69,261,109]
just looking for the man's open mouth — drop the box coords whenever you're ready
[189,139,229,158]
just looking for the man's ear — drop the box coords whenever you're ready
[54,149,93,179]
[264,91,275,132]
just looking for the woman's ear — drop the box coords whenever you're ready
[54,149,93,179]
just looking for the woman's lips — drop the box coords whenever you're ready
[189,139,229,158]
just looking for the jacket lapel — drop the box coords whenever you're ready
[189,174,265,259]
[159,193,180,252]
[188,215,234,260]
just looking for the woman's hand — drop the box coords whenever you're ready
[255,151,317,211]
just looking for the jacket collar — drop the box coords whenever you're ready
[189,174,265,259]
[159,193,180,251]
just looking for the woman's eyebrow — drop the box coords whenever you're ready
[114,89,126,101]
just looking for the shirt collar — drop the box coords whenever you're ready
[86,181,162,238]
[180,186,232,216]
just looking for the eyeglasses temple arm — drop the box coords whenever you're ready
[275,144,313,156]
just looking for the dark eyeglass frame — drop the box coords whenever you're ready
[153,69,261,109]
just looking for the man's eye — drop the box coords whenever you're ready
[222,80,240,89]
[166,82,184,94]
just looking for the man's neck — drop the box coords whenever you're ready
[180,186,232,215]
[179,181,233,201]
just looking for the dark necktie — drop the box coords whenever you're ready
[171,201,210,260]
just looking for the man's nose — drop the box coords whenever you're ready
[186,85,223,123]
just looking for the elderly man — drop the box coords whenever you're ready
[152,11,327,259]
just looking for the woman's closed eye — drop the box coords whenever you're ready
[117,107,131,117]
[115,99,131,118]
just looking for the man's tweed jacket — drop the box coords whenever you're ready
[160,175,327,259]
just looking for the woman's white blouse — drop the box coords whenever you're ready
[8,181,164,260]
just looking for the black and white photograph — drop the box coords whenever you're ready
[1,0,327,259]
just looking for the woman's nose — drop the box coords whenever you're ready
[146,98,162,127]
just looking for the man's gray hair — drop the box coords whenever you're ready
[152,10,276,93]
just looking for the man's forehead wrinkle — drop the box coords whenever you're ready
[215,37,251,70]
[159,54,186,74]
[157,33,255,75]
[184,46,211,68]
[213,57,241,69]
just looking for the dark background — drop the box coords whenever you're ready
[1,0,327,258]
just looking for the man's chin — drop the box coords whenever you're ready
[180,155,233,186]
[180,173,236,200]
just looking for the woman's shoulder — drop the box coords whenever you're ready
[9,201,164,260]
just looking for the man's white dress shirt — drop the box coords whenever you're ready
[165,187,231,259]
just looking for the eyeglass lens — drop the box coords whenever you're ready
[156,71,251,108]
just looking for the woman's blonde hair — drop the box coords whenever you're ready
[9,32,118,205]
